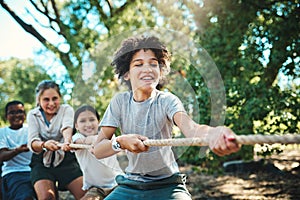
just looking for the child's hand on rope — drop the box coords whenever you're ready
[207,126,241,156]
[15,144,30,153]
[43,140,60,151]
[118,134,149,153]
[60,142,72,151]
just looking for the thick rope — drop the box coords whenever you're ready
[57,134,300,149]
[57,143,92,149]
[143,134,300,147]
[235,134,300,145]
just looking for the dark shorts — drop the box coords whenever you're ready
[30,151,83,191]
[104,173,192,200]
[2,171,36,200]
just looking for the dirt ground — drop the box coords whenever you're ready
[184,145,300,200]
[60,145,300,200]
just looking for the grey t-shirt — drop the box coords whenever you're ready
[100,90,186,182]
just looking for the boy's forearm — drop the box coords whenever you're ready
[0,148,19,162]
[92,138,117,159]
[182,121,211,139]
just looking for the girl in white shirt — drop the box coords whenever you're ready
[27,80,85,199]
[72,105,123,200]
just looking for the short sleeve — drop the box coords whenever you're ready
[0,128,7,149]
[100,93,122,128]
[72,132,85,142]
[60,104,74,133]
[27,109,42,152]
[164,92,186,122]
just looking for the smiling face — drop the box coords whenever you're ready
[125,49,161,98]
[75,110,99,136]
[39,88,61,118]
[6,103,26,130]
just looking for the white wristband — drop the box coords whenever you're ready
[111,137,123,152]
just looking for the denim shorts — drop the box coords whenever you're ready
[104,173,192,200]
[2,171,36,200]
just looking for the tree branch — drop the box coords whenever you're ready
[112,0,135,16]
[0,0,46,44]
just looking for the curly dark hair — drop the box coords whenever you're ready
[111,35,171,89]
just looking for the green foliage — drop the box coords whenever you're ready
[184,0,299,164]
[165,0,299,167]
[0,58,51,124]
[255,144,283,157]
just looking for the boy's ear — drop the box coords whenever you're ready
[123,72,130,81]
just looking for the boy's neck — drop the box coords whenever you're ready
[9,125,23,130]
[133,89,157,102]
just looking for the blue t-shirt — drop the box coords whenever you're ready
[0,125,32,177]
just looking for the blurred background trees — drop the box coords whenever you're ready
[0,58,51,126]
[0,0,299,167]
